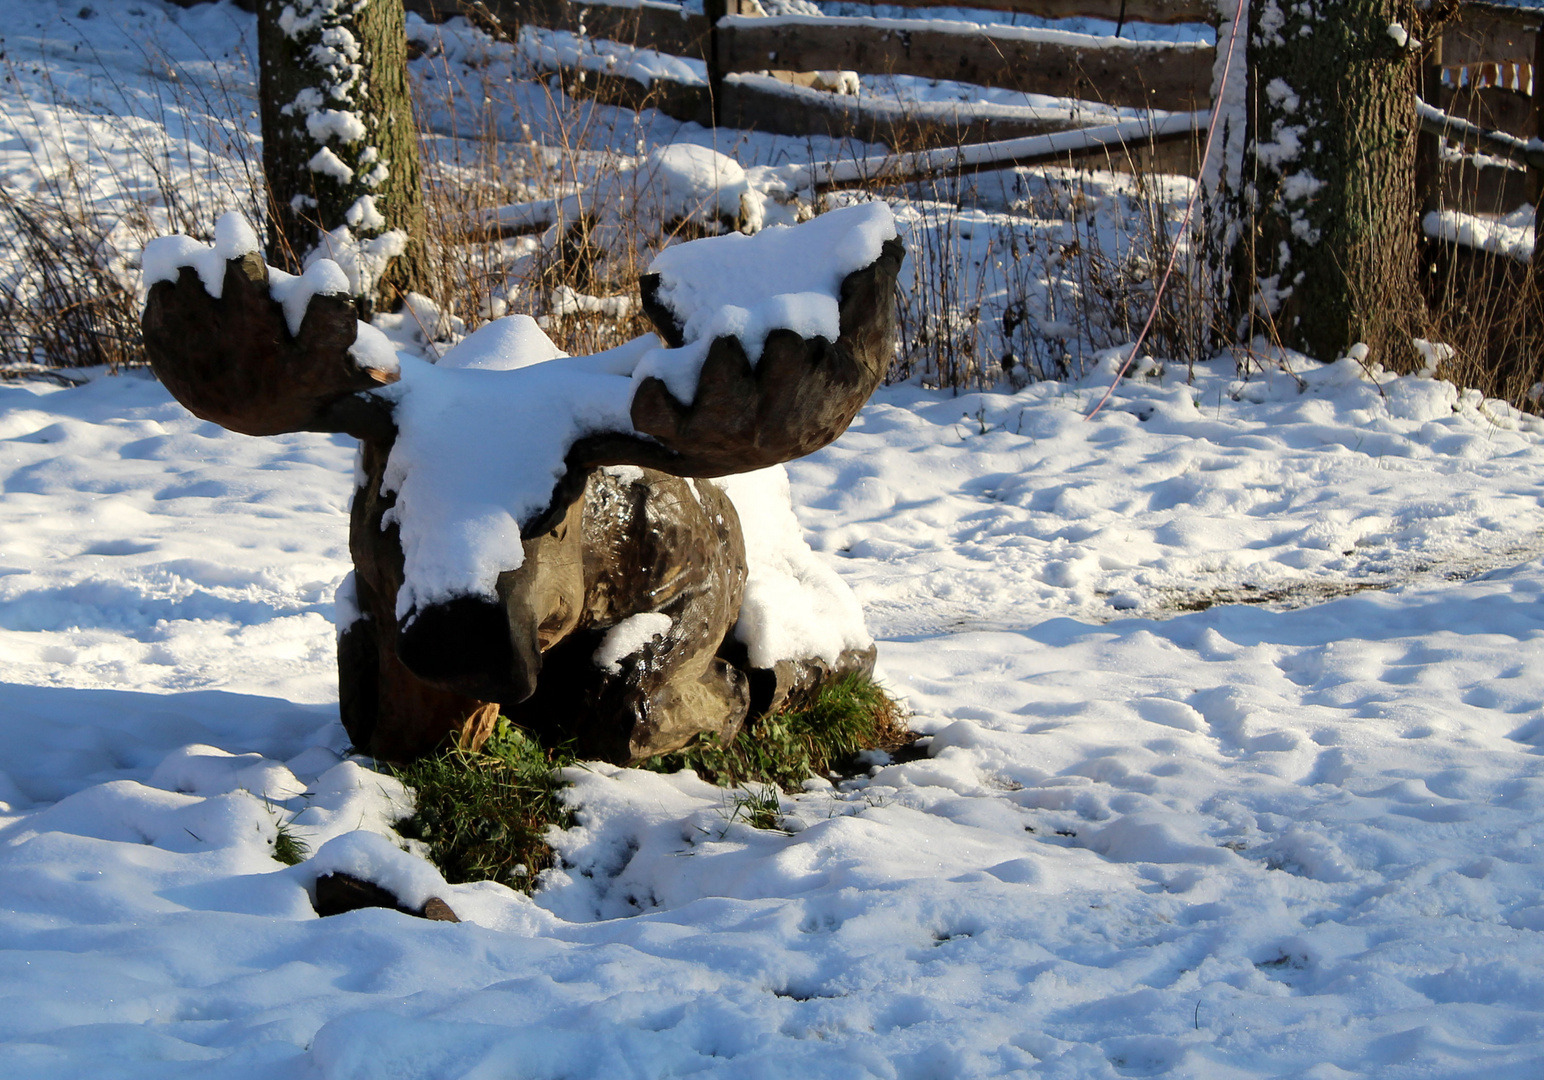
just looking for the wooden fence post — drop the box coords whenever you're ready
[1533,24,1544,292]
[1417,34,1443,220]
[705,0,728,126]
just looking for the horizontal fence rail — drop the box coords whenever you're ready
[828,0,1213,23]
[1418,98,1543,170]
[404,0,713,58]
[192,0,1544,211]
[717,15,1214,110]
[1417,2,1544,244]
[473,109,1206,238]
[401,0,1220,152]
[783,108,1205,187]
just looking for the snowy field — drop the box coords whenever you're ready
[7,358,1544,1079]
[6,2,1544,1079]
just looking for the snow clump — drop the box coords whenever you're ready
[633,200,896,402]
[306,830,452,913]
[715,467,872,667]
[141,212,261,299]
[593,612,674,673]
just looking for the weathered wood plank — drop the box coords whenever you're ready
[783,110,1206,188]
[1439,156,1532,215]
[856,0,1214,25]
[180,0,1216,26]
[1416,97,1544,170]
[402,0,712,59]
[1437,83,1535,139]
[721,72,1099,147]
[719,15,1214,111]
[1440,9,1536,67]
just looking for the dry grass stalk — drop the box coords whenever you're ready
[0,35,265,371]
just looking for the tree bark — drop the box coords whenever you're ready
[257,0,427,317]
[1233,0,1425,364]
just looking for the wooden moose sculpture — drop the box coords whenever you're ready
[140,204,903,764]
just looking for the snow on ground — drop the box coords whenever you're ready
[6,1,1544,1078]
[5,356,1544,1078]
[796,354,1544,635]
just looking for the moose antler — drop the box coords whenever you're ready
[142,254,398,443]
[142,205,902,556]
[564,232,903,480]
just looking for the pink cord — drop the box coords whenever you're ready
[1085,4,1247,421]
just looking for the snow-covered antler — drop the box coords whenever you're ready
[142,204,902,573]
[541,207,903,533]
[594,226,902,477]
[140,216,399,443]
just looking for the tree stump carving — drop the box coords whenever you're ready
[141,205,903,763]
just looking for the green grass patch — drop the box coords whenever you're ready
[272,820,311,866]
[645,674,912,793]
[389,719,574,891]
[390,675,910,885]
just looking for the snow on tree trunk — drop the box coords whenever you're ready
[1232,0,1425,365]
[257,0,426,318]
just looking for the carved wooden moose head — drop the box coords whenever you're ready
[140,204,904,764]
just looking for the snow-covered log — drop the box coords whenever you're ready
[141,204,903,763]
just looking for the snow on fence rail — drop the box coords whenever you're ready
[399,0,1539,202]
[180,0,1542,221]
[400,0,1217,148]
[1417,1,1544,227]
[474,110,1206,239]
[713,13,1213,112]
[827,0,1211,21]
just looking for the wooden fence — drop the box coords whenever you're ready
[400,0,1544,217]
[402,0,1214,166]
[1417,1,1543,223]
[196,0,1544,219]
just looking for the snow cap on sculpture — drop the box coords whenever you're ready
[140,200,903,763]
[380,201,898,615]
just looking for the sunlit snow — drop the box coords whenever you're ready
[3,2,1544,1079]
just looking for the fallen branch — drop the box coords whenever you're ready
[0,363,93,386]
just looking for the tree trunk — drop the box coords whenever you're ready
[1232,0,1425,365]
[1531,27,1544,298]
[257,0,427,318]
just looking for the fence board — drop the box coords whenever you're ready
[722,73,1102,146]
[859,0,1214,24]
[1417,98,1544,170]
[1441,157,1532,215]
[782,109,1205,188]
[1437,83,1535,139]
[718,15,1214,111]
[1440,8,1537,68]
[402,0,712,59]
